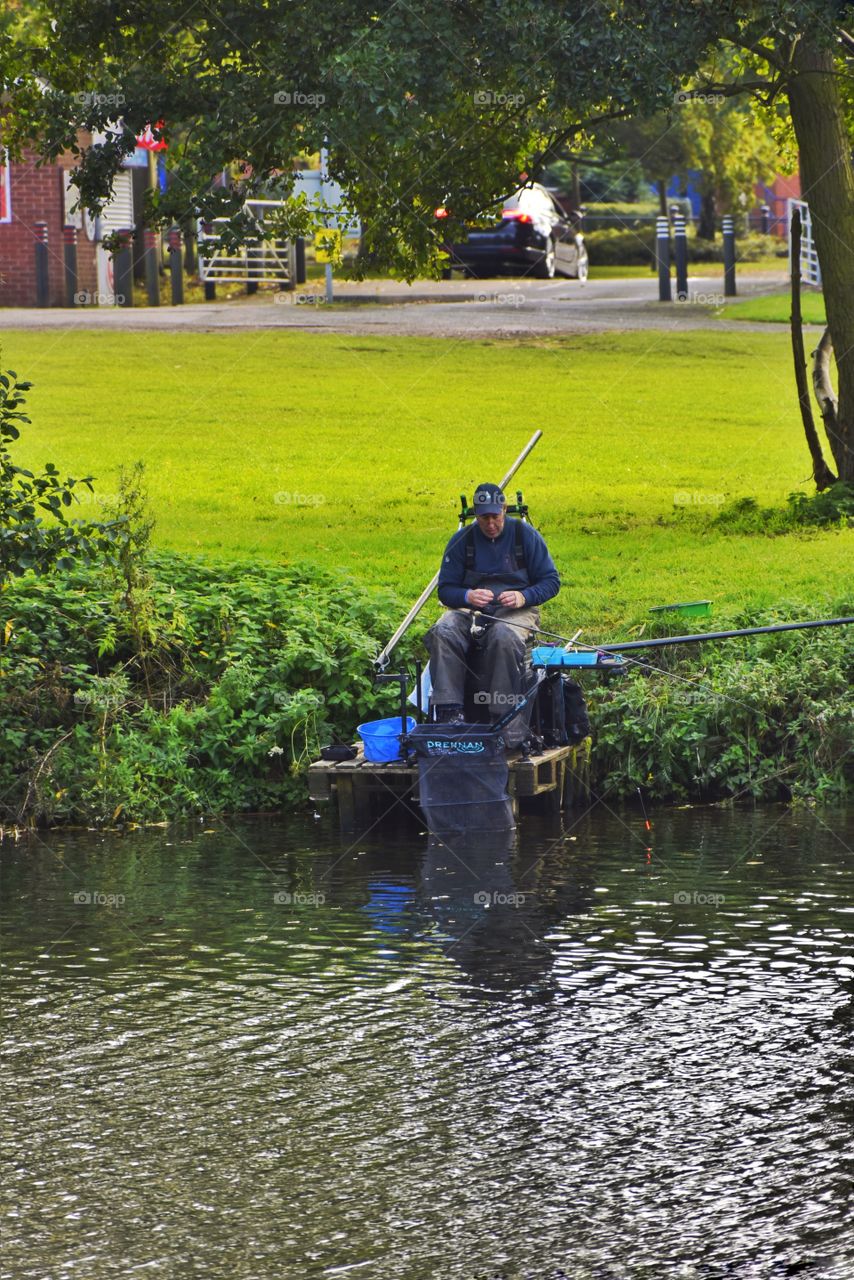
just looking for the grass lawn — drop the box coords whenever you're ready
[726,288,826,325]
[590,258,786,280]
[2,327,849,638]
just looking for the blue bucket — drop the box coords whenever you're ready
[357,716,416,763]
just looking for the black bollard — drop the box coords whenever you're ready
[168,227,184,305]
[63,225,79,307]
[656,216,672,302]
[722,215,737,296]
[295,236,306,285]
[34,223,50,307]
[201,222,216,300]
[760,204,771,236]
[246,244,259,295]
[144,229,160,306]
[673,214,688,301]
[113,228,134,306]
[183,224,196,274]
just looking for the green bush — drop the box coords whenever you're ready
[585,227,658,266]
[585,228,780,268]
[713,483,854,535]
[0,552,408,825]
[589,609,853,803]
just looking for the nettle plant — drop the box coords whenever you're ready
[0,369,120,583]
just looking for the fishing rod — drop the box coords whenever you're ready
[374,429,543,670]
[467,610,854,727]
[597,615,854,651]
[470,611,854,652]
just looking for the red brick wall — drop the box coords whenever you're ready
[0,150,98,307]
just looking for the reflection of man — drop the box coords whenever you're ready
[425,483,560,736]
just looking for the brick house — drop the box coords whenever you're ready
[0,145,100,307]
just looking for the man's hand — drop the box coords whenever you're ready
[465,588,495,608]
[498,590,526,609]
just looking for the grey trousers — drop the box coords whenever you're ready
[425,605,540,741]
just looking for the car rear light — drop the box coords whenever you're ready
[434,206,449,219]
[502,210,532,222]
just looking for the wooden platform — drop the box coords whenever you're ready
[308,739,591,829]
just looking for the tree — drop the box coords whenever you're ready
[1,1,852,481]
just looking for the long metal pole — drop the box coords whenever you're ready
[374,430,543,669]
[598,616,853,652]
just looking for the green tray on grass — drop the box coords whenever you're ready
[649,600,712,618]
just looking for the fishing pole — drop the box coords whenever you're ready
[374,430,543,671]
[469,609,854,717]
[470,611,854,651]
[598,616,854,651]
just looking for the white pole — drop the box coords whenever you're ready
[321,144,333,304]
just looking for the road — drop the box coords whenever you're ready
[0,271,790,337]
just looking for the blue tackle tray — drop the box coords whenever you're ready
[531,646,626,670]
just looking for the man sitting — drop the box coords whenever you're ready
[425,483,560,744]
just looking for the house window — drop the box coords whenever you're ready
[0,151,10,223]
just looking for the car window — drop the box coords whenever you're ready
[503,186,557,218]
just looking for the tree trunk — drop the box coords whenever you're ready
[788,37,854,482]
[812,327,840,453]
[697,188,717,241]
[656,179,667,216]
[790,211,837,489]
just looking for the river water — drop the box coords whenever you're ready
[2,806,853,1280]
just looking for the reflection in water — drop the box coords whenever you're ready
[421,829,595,998]
[2,807,853,1280]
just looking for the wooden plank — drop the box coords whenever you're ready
[306,738,589,819]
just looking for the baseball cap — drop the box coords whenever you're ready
[473,483,506,515]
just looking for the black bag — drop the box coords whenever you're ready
[562,678,591,745]
[535,676,590,747]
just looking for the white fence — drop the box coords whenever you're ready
[787,198,821,286]
[198,200,296,284]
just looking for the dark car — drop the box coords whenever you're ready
[438,183,588,281]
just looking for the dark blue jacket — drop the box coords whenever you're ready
[437,518,560,609]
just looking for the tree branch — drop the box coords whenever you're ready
[683,77,778,100]
[528,106,635,174]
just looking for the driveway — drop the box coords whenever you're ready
[0,271,790,337]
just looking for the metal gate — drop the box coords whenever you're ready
[787,198,821,286]
[198,200,296,286]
